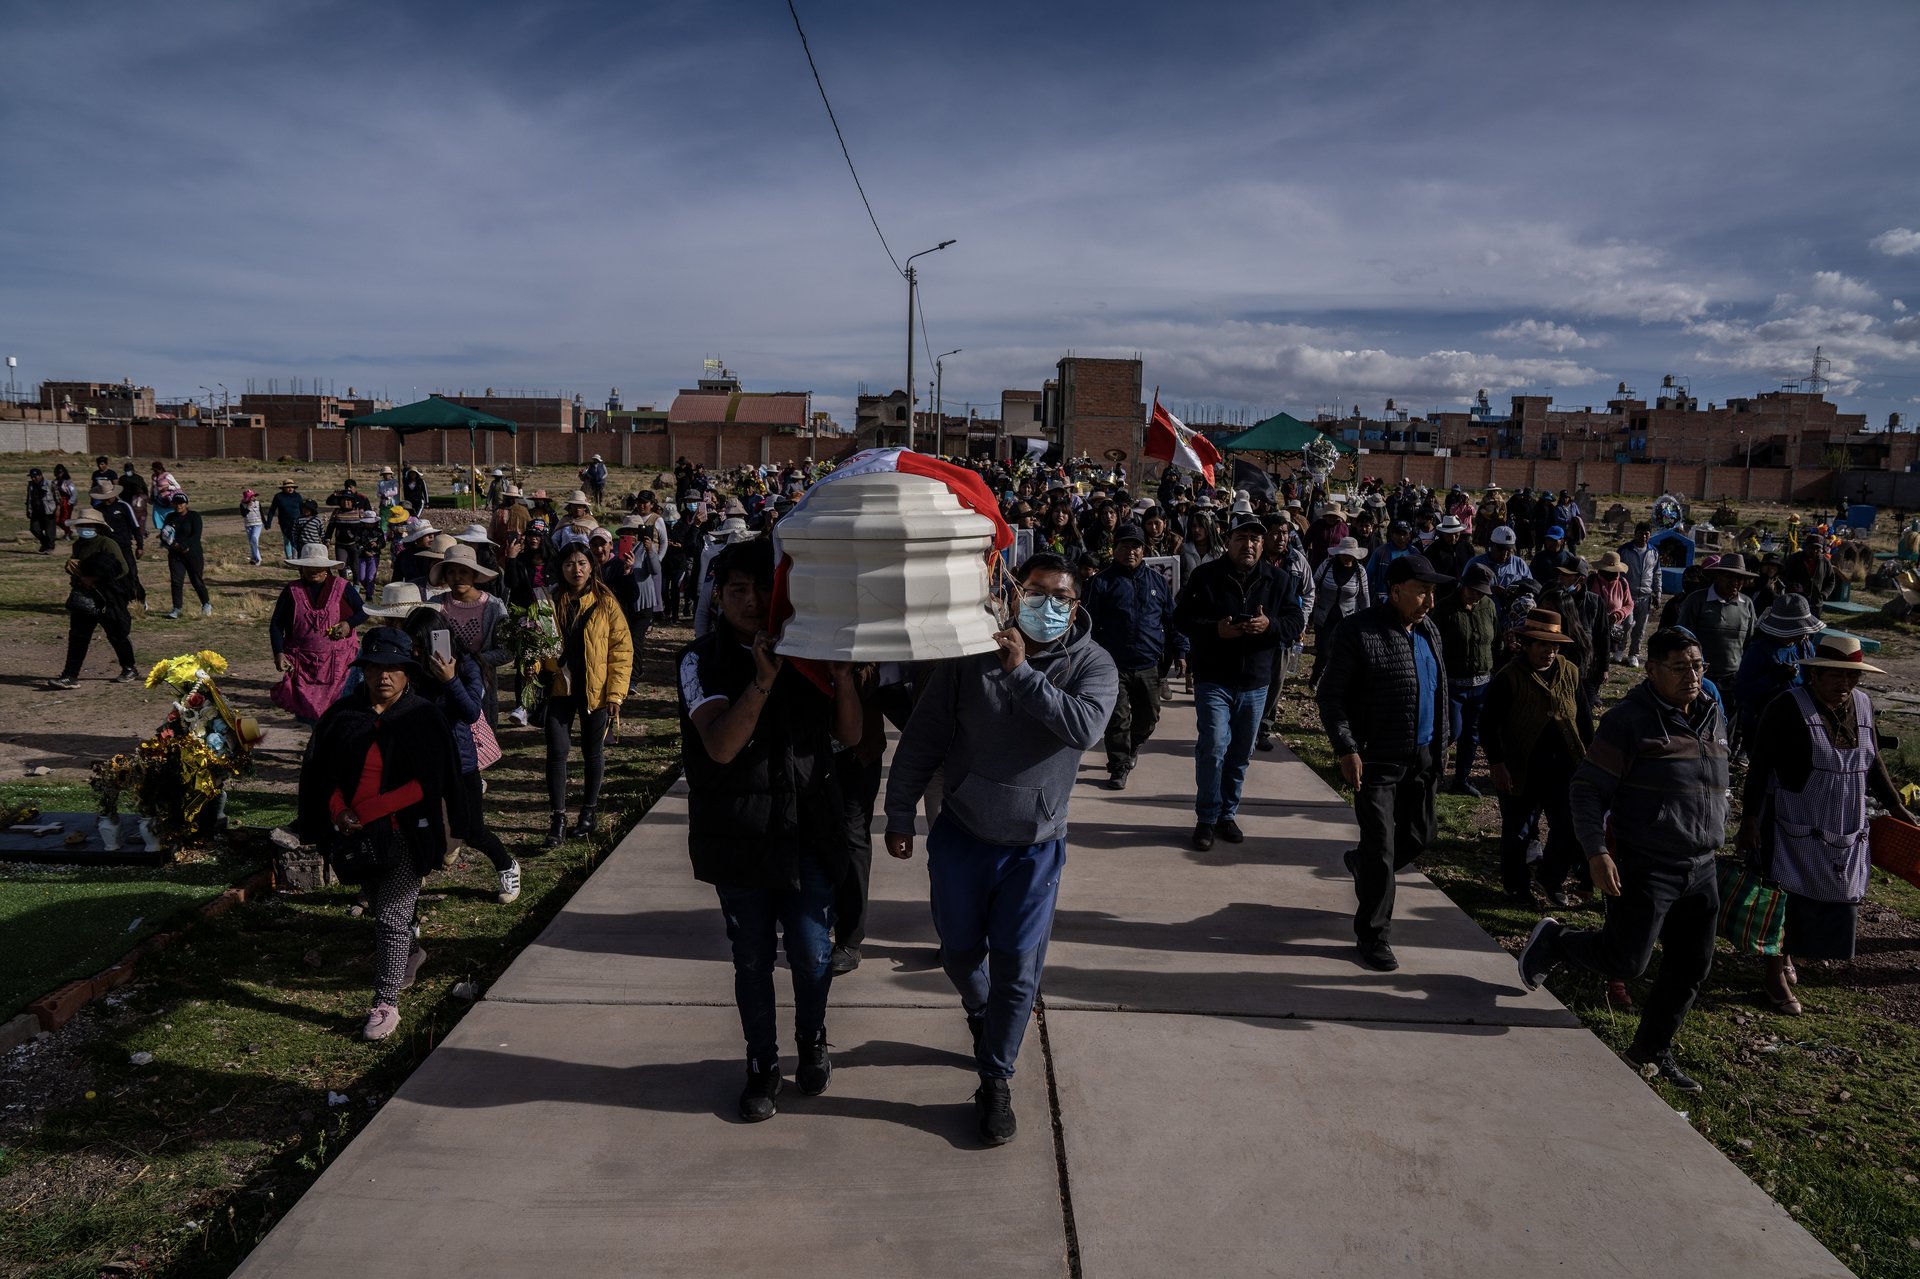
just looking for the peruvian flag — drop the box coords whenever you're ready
[1146,392,1220,485]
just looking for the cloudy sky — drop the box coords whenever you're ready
[6,0,1920,431]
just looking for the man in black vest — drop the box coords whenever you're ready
[1316,553,1453,971]
[676,538,862,1122]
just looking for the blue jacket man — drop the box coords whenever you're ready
[1081,522,1187,787]
[883,551,1118,1149]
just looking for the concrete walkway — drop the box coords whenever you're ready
[236,697,1849,1278]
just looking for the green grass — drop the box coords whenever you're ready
[1270,671,1920,1275]
[0,782,300,1018]
[0,695,683,1278]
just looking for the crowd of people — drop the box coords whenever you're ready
[20,449,1914,1139]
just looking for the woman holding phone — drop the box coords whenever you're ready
[430,543,510,727]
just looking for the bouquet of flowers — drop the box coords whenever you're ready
[503,599,564,714]
[96,650,259,851]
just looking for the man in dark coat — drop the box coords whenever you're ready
[1316,553,1453,971]
[1082,523,1186,789]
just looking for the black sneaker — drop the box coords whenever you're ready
[1255,734,1275,752]
[1108,771,1129,791]
[829,945,862,975]
[796,1030,832,1096]
[974,1077,1016,1146]
[1215,819,1245,844]
[1191,822,1214,851]
[113,667,140,683]
[1517,917,1563,991]
[1342,848,1358,879]
[739,1059,782,1121]
[1357,939,1399,971]
[1622,1047,1702,1094]
[1450,778,1483,798]
[41,676,78,690]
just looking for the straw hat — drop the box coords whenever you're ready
[564,489,592,508]
[414,532,456,562]
[386,505,410,526]
[286,544,343,570]
[380,466,394,477]
[1518,608,1573,644]
[1757,593,1825,639]
[363,581,441,619]
[500,483,522,499]
[398,519,433,543]
[1799,633,1884,675]
[1330,537,1365,560]
[710,516,754,544]
[71,506,110,530]
[430,542,498,585]
[90,479,121,502]
[454,523,496,546]
[1594,550,1627,574]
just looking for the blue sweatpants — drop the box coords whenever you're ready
[926,814,1065,1081]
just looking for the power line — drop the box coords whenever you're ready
[786,0,901,276]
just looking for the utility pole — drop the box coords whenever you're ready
[903,240,955,446]
[935,349,961,457]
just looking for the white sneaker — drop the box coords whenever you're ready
[1628,656,1642,668]
[508,706,530,727]
[201,603,213,617]
[497,859,522,905]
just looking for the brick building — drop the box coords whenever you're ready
[443,393,585,433]
[40,380,155,420]
[1052,356,1144,466]
[665,373,812,467]
[237,393,390,430]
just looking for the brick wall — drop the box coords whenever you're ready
[1059,357,1144,466]
[1361,455,1838,504]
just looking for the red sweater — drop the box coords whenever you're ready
[328,742,424,829]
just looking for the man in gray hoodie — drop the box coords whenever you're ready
[884,551,1118,1147]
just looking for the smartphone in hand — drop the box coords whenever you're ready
[430,630,454,664]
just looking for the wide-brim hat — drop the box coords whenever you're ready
[500,484,522,499]
[454,523,496,546]
[1518,608,1574,644]
[1557,557,1592,578]
[1436,515,1466,535]
[386,505,411,525]
[286,544,344,570]
[352,626,422,673]
[1594,550,1627,574]
[711,516,754,543]
[1709,552,1759,578]
[565,489,592,508]
[1330,537,1364,560]
[91,480,121,501]
[1799,633,1883,674]
[380,466,394,477]
[430,542,497,584]
[71,506,110,529]
[1757,593,1825,638]
[363,582,441,619]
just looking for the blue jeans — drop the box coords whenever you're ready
[245,524,262,563]
[1447,682,1487,780]
[714,853,836,1066]
[927,814,1064,1080]
[1194,682,1268,823]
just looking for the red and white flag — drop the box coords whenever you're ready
[1145,393,1220,485]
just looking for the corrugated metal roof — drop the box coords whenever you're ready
[669,391,808,426]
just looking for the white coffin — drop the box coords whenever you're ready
[775,472,1002,661]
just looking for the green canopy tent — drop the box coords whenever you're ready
[1218,412,1354,455]
[344,395,520,510]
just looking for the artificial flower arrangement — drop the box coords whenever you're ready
[92,650,261,852]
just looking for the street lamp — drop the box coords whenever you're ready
[198,386,211,418]
[216,383,227,417]
[935,349,961,457]
[903,240,955,437]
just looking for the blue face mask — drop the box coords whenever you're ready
[77,527,98,539]
[1017,594,1074,642]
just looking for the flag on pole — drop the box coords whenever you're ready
[1145,393,1220,485]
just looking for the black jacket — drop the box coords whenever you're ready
[297,686,460,883]
[1316,603,1451,763]
[1173,556,1290,690]
[1569,680,1729,865]
[676,629,847,890]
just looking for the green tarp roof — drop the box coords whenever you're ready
[344,395,518,436]
[1217,412,1352,454]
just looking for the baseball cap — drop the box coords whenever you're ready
[1545,525,1566,540]
[1490,526,1516,546]
[1460,563,1497,593]
[1386,554,1451,586]
[1114,522,1146,545]
[1229,514,1266,536]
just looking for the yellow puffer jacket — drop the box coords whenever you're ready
[550,584,633,712]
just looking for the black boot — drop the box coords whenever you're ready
[739,1058,782,1121]
[543,812,567,849]
[796,1029,832,1096]
[568,807,598,839]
